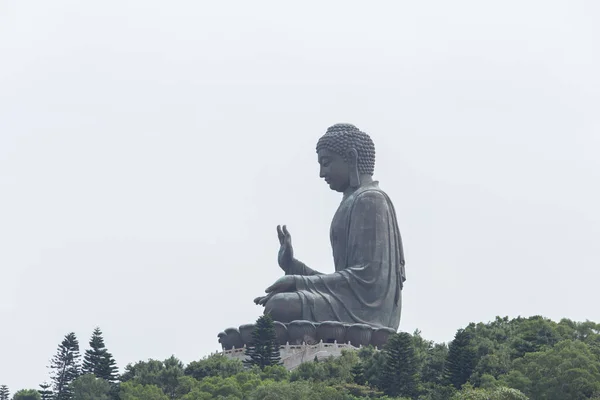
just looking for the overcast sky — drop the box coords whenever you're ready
[1,0,599,392]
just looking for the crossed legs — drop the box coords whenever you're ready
[263,292,303,322]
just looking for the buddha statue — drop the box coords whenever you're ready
[254,123,406,330]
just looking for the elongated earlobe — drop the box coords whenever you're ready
[347,148,360,188]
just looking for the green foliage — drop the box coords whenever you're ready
[244,314,281,369]
[37,382,53,400]
[468,347,512,387]
[557,319,600,361]
[246,380,356,400]
[508,316,562,358]
[418,383,457,400]
[119,382,168,400]
[290,361,328,382]
[381,332,418,398]
[357,346,386,388]
[450,383,528,400]
[412,329,448,395]
[334,382,384,398]
[71,374,111,400]
[187,376,243,399]
[0,385,9,400]
[160,356,185,399]
[501,339,600,399]
[184,354,243,380]
[50,332,81,400]
[260,365,289,382]
[82,327,119,383]
[351,362,365,386]
[177,368,273,399]
[445,329,477,389]
[290,350,358,384]
[120,356,183,399]
[121,359,164,384]
[29,316,600,400]
[12,389,41,400]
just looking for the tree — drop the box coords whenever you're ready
[159,356,184,399]
[119,357,184,400]
[422,343,449,386]
[381,332,418,398]
[82,327,119,383]
[244,314,281,369]
[38,383,53,400]
[356,346,386,388]
[412,329,449,392]
[450,384,528,400]
[501,340,600,399]
[184,354,243,380]
[260,365,289,382]
[290,361,328,383]
[288,349,359,385]
[119,382,169,400]
[509,316,561,358]
[120,359,165,385]
[0,385,9,400]
[469,346,512,387]
[246,380,348,400]
[445,329,477,389]
[12,389,41,400]
[50,332,81,400]
[351,362,366,386]
[71,374,111,400]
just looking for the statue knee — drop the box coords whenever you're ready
[264,293,302,323]
[263,294,287,319]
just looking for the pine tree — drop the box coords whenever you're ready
[445,328,477,389]
[50,332,81,400]
[243,314,281,369]
[352,362,366,386]
[38,382,53,400]
[0,385,10,400]
[381,332,418,399]
[82,327,119,382]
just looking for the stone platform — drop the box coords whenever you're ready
[223,341,360,370]
[217,320,396,352]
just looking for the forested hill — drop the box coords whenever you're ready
[2,315,600,400]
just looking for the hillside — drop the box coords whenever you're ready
[3,315,600,399]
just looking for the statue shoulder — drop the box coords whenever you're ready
[353,187,391,209]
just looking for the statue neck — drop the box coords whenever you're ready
[343,174,374,198]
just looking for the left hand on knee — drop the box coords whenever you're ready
[265,275,297,294]
[254,294,273,306]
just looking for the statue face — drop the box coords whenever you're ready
[317,148,350,192]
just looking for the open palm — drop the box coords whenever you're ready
[277,224,294,273]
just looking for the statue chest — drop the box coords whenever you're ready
[330,196,354,270]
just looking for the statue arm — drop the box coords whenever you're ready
[286,259,324,276]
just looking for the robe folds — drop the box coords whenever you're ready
[289,181,406,330]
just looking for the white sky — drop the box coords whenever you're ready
[1,0,599,392]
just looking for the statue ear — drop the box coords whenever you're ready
[347,148,360,188]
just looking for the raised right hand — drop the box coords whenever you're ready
[277,225,294,273]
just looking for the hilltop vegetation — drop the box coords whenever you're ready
[3,316,600,399]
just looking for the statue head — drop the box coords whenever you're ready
[316,123,376,193]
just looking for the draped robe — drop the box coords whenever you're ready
[287,181,406,329]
